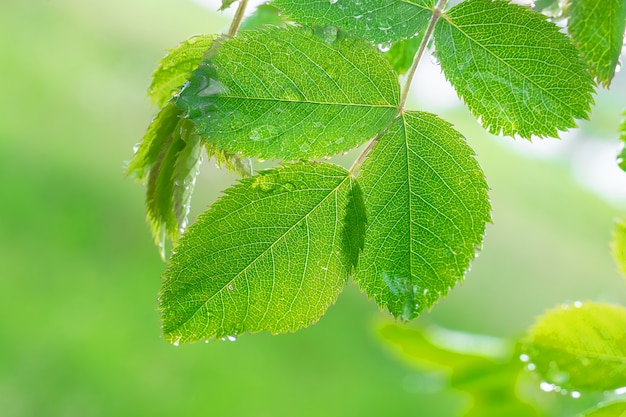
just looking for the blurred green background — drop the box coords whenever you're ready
[1,1,625,416]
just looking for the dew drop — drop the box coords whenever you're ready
[173,337,181,347]
[571,391,581,399]
[329,0,338,4]
[204,339,210,344]
[527,363,536,371]
[540,382,555,392]
[132,142,141,154]
[354,15,363,19]
[573,300,583,308]
[227,335,237,342]
[378,41,392,52]
[520,354,530,362]
[430,55,440,66]
[227,284,234,291]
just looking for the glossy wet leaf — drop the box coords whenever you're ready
[580,401,626,417]
[149,35,217,108]
[160,162,365,343]
[272,0,435,44]
[434,0,594,138]
[127,103,202,253]
[612,218,626,280]
[177,26,399,160]
[378,323,538,417]
[355,112,490,320]
[568,0,626,87]
[523,302,626,392]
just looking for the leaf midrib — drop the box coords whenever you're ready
[167,172,352,336]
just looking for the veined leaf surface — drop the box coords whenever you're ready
[149,35,217,108]
[355,112,490,320]
[176,26,399,160]
[434,0,594,138]
[568,0,626,87]
[523,302,626,392]
[272,0,434,43]
[160,162,365,343]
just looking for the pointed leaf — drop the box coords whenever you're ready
[580,401,626,417]
[149,35,217,108]
[612,218,626,280]
[355,112,490,320]
[160,162,365,343]
[434,0,594,138]
[127,103,202,251]
[176,26,400,160]
[523,302,626,392]
[568,0,626,87]
[272,0,435,43]
[219,0,238,11]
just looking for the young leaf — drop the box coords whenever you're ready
[568,0,626,87]
[272,0,435,44]
[160,162,365,344]
[523,302,626,392]
[149,35,217,108]
[128,103,202,253]
[612,218,626,280]
[176,26,400,160]
[434,0,594,138]
[580,401,626,417]
[355,112,490,320]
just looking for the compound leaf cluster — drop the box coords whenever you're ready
[129,0,602,343]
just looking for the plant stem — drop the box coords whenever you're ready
[398,0,447,112]
[227,0,249,38]
[350,0,447,175]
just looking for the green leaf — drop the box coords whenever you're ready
[355,112,490,320]
[127,103,202,254]
[619,111,626,171]
[523,302,626,392]
[160,162,365,344]
[378,323,539,417]
[568,0,626,87]
[240,4,286,31]
[219,0,237,11]
[383,34,423,75]
[272,0,435,44]
[434,0,594,138]
[149,35,217,108]
[176,26,400,160]
[533,0,562,15]
[580,401,626,417]
[612,218,626,280]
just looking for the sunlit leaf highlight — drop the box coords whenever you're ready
[523,302,626,392]
[434,0,594,138]
[177,26,400,160]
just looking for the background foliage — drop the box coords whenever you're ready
[1,0,625,416]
